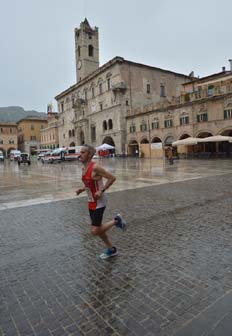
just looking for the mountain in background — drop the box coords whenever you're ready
[0,106,47,123]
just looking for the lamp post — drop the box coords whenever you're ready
[147,114,151,159]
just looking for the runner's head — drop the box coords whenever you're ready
[80,144,96,162]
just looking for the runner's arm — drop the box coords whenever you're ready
[93,165,116,192]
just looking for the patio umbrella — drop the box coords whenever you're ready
[96,143,115,150]
[198,135,232,142]
[172,137,199,146]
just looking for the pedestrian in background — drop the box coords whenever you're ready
[76,144,126,259]
[167,146,174,165]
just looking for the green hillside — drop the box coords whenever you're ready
[0,106,47,123]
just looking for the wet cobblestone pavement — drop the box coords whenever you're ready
[1,172,232,335]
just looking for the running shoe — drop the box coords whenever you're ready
[100,246,118,259]
[114,213,126,230]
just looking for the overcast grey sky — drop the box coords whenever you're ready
[1,0,231,112]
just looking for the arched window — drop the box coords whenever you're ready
[78,46,81,57]
[69,130,72,137]
[88,45,94,57]
[103,120,107,131]
[108,119,113,130]
[72,129,75,137]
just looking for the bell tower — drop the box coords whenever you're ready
[75,18,99,82]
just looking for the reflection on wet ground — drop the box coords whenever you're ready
[0,157,231,209]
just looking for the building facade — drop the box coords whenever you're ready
[17,117,48,154]
[0,123,18,157]
[127,67,232,157]
[55,19,232,158]
[55,19,190,155]
[40,112,59,149]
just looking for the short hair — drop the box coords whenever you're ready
[82,144,96,158]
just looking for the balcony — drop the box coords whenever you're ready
[72,98,86,108]
[112,82,127,92]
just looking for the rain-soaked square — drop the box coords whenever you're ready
[0,158,232,336]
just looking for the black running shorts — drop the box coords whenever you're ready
[89,207,106,226]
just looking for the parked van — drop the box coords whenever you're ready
[0,150,4,162]
[50,148,66,163]
[9,150,21,161]
[65,146,82,161]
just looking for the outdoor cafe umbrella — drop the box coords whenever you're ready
[96,143,115,151]
[172,137,199,146]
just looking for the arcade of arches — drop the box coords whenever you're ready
[128,137,163,158]
[128,128,232,158]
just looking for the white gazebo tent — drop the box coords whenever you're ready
[96,143,115,151]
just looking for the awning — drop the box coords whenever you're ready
[172,137,199,146]
[198,135,232,143]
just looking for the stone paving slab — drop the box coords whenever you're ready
[0,174,232,335]
[174,291,232,336]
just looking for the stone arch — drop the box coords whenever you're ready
[196,131,213,138]
[140,137,149,144]
[196,131,214,155]
[164,135,174,145]
[220,127,232,136]
[179,133,192,140]
[102,136,115,147]
[151,137,162,143]
[218,128,232,156]
[128,139,139,156]
[70,142,75,147]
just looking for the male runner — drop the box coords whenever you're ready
[76,144,126,259]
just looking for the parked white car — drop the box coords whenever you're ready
[0,151,4,162]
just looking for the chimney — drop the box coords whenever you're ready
[229,59,232,71]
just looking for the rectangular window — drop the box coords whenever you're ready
[10,128,13,134]
[99,83,103,95]
[130,125,136,133]
[207,85,214,96]
[224,109,232,119]
[0,128,3,133]
[197,113,208,122]
[147,84,151,94]
[107,78,111,90]
[151,121,159,129]
[91,126,96,142]
[140,124,147,132]
[30,136,36,141]
[31,124,34,131]
[84,90,87,100]
[160,84,166,97]
[100,103,103,111]
[180,116,189,125]
[61,102,64,113]
[92,87,95,98]
[164,119,173,128]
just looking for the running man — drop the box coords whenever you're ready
[76,144,126,259]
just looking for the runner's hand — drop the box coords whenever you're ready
[95,190,103,200]
[76,188,84,196]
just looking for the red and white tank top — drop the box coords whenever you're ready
[82,162,107,210]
